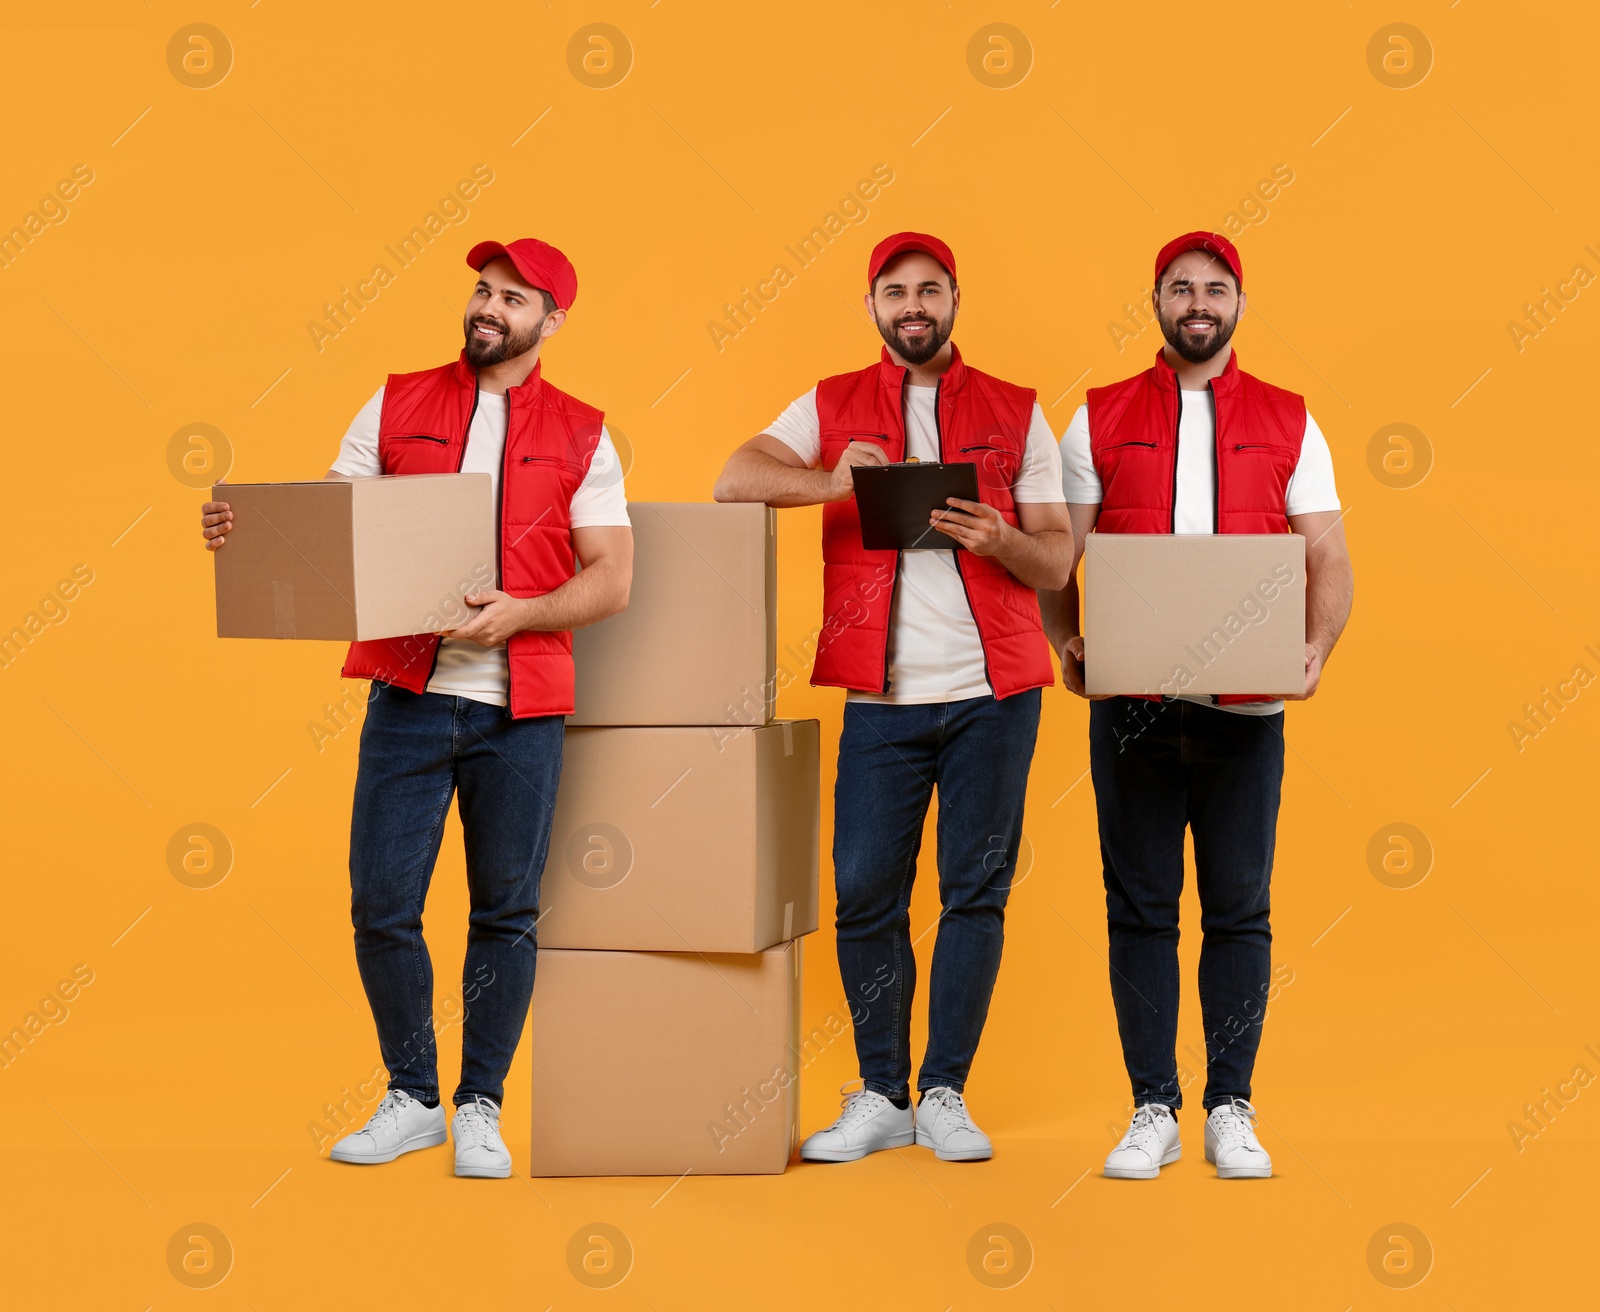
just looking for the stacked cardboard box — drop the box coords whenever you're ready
[530,503,820,1176]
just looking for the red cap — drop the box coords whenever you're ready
[1154,231,1243,290]
[867,231,957,286]
[466,238,578,310]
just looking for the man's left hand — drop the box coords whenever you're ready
[1286,643,1323,700]
[450,590,530,647]
[931,497,1012,556]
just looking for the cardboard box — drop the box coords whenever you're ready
[213,475,494,641]
[541,719,819,952]
[1084,534,1306,696]
[530,941,801,1176]
[571,502,776,726]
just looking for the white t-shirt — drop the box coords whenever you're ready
[1058,389,1340,715]
[331,385,631,708]
[765,386,1065,704]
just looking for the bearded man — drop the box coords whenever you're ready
[714,231,1073,1163]
[1041,231,1353,1181]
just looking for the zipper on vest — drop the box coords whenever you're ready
[939,376,998,699]
[958,443,1007,453]
[1168,389,1181,534]
[1209,379,1220,702]
[1232,443,1276,452]
[422,381,482,691]
[881,555,903,695]
[396,434,448,444]
[1208,380,1220,535]
[496,383,514,714]
[1106,440,1157,450]
[878,377,909,694]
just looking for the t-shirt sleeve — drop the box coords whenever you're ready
[1058,403,1103,503]
[569,426,632,528]
[761,389,822,468]
[1013,403,1067,502]
[1285,412,1341,516]
[328,386,386,477]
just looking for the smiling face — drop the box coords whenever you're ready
[868,250,958,366]
[463,256,562,367]
[1154,250,1245,364]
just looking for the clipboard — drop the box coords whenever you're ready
[851,461,981,550]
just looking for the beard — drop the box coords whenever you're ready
[464,314,545,367]
[1157,304,1239,363]
[876,306,955,366]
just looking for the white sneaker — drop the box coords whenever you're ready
[799,1086,915,1162]
[1205,1098,1272,1179]
[1104,1103,1181,1179]
[329,1089,447,1165]
[915,1087,992,1162]
[453,1096,512,1178]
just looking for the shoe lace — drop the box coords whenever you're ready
[1210,1098,1259,1149]
[1124,1103,1170,1150]
[832,1083,889,1131]
[923,1087,976,1133]
[363,1089,410,1134]
[456,1097,501,1151]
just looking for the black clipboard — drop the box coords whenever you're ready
[851,461,981,550]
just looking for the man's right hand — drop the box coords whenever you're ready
[200,497,233,551]
[1060,635,1091,698]
[827,440,889,501]
[1059,636,1115,700]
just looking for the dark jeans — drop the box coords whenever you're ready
[349,681,563,1108]
[1088,697,1285,1111]
[833,690,1041,1099]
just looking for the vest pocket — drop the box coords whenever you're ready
[1093,438,1162,486]
[1229,442,1296,472]
[378,432,454,476]
[957,443,1020,490]
[522,453,582,467]
[819,429,891,470]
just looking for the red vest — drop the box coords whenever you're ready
[811,344,1054,700]
[1087,349,1305,704]
[340,351,604,719]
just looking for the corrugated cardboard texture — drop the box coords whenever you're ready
[347,475,494,640]
[212,474,493,641]
[571,502,776,725]
[542,720,820,952]
[1084,534,1307,696]
[213,482,357,639]
[529,942,801,1177]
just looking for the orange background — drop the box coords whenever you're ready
[2,1,1595,1306]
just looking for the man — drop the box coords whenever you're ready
[714,232,1072,1162]
[1041,231,1352,1180]
[200,238,633,1178]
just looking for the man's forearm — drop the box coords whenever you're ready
[714,448,838,507]
[1039,576,1081,650]
[994,528,1073,591]
[1305,548,1353,657]
[513,559,628,633]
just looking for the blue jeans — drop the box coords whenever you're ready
[1088,697,1285,1111]
[348,682,563,1108]
[833,690,1041,1099]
